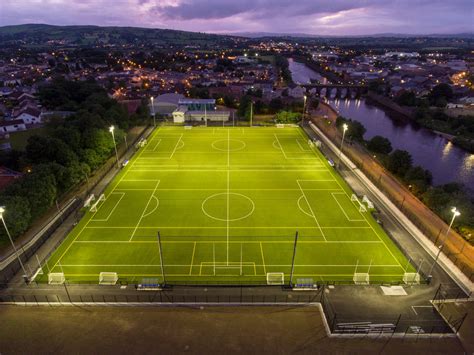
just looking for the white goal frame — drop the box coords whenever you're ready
[403,272,420,284]
[353,272,370,285]
[90,194,105,212]
[84,194,95,208]
[48,272,65,285]
[266,272,285,285]
[99,272,118,285]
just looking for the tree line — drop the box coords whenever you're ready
[0,78,148,244]
[335,116,474,242]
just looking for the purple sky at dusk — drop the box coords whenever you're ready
[0,0,472,35]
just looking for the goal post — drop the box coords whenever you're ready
[353,272,370,285]
[90,194,105,212]
[266,272,285,285]
[403,272,420,284]
[99,272,118,285]
[48,272,65,285]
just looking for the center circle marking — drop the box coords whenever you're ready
[211,139,246,152]
[202,193,255,221]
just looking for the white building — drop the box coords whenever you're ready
[0,119,26,133]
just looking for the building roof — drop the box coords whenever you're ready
[178,98,215,105]
[0,119,25,127]
[154,93,184,105]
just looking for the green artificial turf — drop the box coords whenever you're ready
[38,126,416,285]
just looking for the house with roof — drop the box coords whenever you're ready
[0,119,26,133]
[14,107,42,125]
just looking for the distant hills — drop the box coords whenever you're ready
[231,31,474,39]
[0,24,240,47]
[0,24,472,49]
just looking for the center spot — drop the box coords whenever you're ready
[202,193,255,222]
[211,139,246,151]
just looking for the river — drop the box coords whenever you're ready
[288,58,474,188]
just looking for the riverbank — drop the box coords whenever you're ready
[312,102,474,282]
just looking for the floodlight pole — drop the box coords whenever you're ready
[109,126,120,168]
[303,95,307,121]
[336,123,348,168]
[289,231,299,288]
[157,231,166,286]
[150,96,156,127]
[250,101,253,127]
[0,207,28,281]
[428,207,460,278]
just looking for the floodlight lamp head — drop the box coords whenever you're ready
[343,123,348,131]
[109,126,114,133]
[0,206,4,214]
[451,207,460,217]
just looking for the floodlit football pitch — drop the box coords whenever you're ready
[39,126,416,285]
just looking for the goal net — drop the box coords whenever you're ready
[48,272,65,285]
[266,272,284,285]
[99,272,118,285]
[184,125,192,130]
[84,194,95,208]
[353,272,370,285]
[403,272,420,284]
[90,194,105,212]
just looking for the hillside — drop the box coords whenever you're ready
[0,24,241,48]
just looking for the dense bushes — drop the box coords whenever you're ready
[0,78,148,243]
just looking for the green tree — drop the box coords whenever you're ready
[0,196,31,240]
[386,150,413,176]
[275,111,301,123]
[367,136,393,154]
[405,166,432,193]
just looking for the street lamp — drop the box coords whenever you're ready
[303,95,307,121]
[0,206,28,280]
[150,96,156,127]
[336,123,348,168]
[109,126,120,168]
[428,207,460,277]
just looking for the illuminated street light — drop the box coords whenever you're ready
[336,123,348,168]
[150,96,156,127]
[428,207,460,278]
[303,95,307,121]
[0,206,29,281]
[109,126,120,168]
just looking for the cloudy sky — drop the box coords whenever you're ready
[0,0,472,35]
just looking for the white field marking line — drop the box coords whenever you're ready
[47,125,156,273]
[91,192,125,222]
[296,180,327,241]
[128,127,162,170]
[168,134,184,159]
[273,133,288,159]
[273,134,315,160]
[151,138,162,151]
[129,181,160,241]
[226,128,230,265]
[331,192,365,222]
[260,242,267,275]
[272,140,282,150]
[325,167,404,269]
[297,196,314,218]
[296,128,326,165]
[189,241,196,275]
[142,196,159,218]
[74,240,383,244]
[130,169,329,172]
[60,263,401,268]
[83,225,373,230]
[296,139,311,152]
